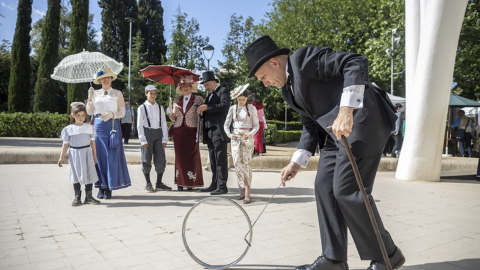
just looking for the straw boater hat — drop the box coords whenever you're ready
[176,75,199,94]
[93,66,117,84]
[244,35,290,78]
[230,83,250,100]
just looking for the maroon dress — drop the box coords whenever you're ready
[172,95,204,188]
[252,103,266,154]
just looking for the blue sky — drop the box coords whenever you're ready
[0,0,274,69]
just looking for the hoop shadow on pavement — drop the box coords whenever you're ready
[440,174,480,182]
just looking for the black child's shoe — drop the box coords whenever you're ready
[72,192,82,206]
[84,191,101,205]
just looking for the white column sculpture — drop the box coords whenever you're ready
[396,0,468,181]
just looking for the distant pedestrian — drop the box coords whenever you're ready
[452,109,475,157]
[58,102,101,206]
[224,85,259,204]
[121,101,135,144]
[250,93,267,156]
[391,103,404,158]
[137,85,172,192]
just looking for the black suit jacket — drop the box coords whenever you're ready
[203,85,231,143]
[283,46,397,158]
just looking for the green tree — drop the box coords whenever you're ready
[166,8,209,71]
[67,0,89,113]
[119,32,152,106]
[8,0,32,112]
[259,0,405,97]
[138,0,167,65]
[31,6,99,61]
[0,40,11,111]
[453,0,480,100]
[34,0,61,112]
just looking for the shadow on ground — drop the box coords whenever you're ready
[440,174,480,182]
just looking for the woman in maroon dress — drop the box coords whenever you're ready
[169,76,204,191]
[250,94,267,156]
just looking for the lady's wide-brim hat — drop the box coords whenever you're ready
[230,83,250,100]
[176,75,199,94]
[93,65,117,84]
[244,35,290,78]
[200,71,219,84]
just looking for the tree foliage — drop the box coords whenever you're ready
[119,32,152,107]
[0,40,11,112]
[34,0,61,113]
[31,6,99,60]
[8,0,32,113]
[166,7,209,71]
[452,0,480,100]
[138,0,167,65]
[67,0,89,113]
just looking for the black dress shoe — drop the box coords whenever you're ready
[296,255,348,270]
[200,186,216,192]
[367,247,405,270]
[210,189,228,195]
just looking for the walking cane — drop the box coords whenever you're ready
[326,127,393,270]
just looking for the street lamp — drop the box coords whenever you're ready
[202,44,215,70]
[388,28,401,95]
[125,17,136,103]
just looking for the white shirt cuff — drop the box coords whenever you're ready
[340,85,364,108]
[291,149,312,168]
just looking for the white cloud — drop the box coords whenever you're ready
[32,8,45,17]
[96,31,102,43]
[2,2,15,10]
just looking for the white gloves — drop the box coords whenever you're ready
[88,87,95,100]
[100,112,114,122]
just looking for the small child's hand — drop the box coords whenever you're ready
[58,159,63,167]
[162,143,167,149]
[142,144,149,149]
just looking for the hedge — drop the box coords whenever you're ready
[264,125,302,145]
[0,112,70,137]
[267,120,303,130]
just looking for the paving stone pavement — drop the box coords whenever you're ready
[1,164,480,270]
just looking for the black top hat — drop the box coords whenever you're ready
[244,35,290,78]
[394,103,403,109]
[200,71,219,84]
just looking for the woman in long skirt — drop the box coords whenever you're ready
[86,66,131,199]
[224,84,259,204]
[250,94,267,156]
[169,76,204,190]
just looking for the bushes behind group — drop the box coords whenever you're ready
[0,112,304,145]
[0,112,69,137]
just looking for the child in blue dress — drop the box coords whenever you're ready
[58,102,101,206]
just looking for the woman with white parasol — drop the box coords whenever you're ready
[86,66,131,199]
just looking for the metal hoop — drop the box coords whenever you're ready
[182,197,253,269]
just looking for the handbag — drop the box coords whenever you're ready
[168,124,174,137]
[109,116,119,149]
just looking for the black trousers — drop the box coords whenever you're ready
[315,137,396,261]
[121,123,132,143]
[206,126,228,190]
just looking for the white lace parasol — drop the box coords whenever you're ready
[50,50,123,83]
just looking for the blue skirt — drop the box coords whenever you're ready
[94,117,131,190]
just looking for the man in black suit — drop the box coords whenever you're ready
[197,71,231,195]
[244,36,405,270]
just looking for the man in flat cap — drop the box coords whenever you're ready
[244,35,405,270]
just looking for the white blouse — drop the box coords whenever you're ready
[224,104,260,138]
[86,88,126,118]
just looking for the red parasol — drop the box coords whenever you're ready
[140,65,201,110]
[140,65,200,85]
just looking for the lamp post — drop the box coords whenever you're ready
[202,44,215,70]
[388,28,401,95]
[125,17,136,103]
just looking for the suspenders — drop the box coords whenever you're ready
[142,103,163,128]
